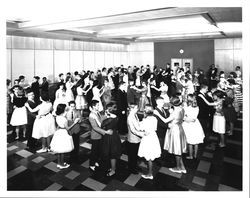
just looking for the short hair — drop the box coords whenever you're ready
[19,75,25,80]
[186,94,197,107]
[144,104,154,116]
[68,100,76,106]
[89,100,99,108]
[102,67,107,72]
[7,79,11,86]
[40,92,50,102]
[200,84,208,90]
[34,76,40,80]
[119,81,126,87]
[56,103,66,115]
[59,73,64,77]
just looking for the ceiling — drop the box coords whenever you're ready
[6,7,242,44]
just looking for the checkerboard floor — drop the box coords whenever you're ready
[7,114,243,191]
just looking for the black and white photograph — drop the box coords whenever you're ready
[0,0,249,197]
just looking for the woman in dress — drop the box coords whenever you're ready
[182,94,205,159]
[133,81,150,112]
[25,92,56,153]
[138,105,161,180]
[50,104,79,169]
[53,82,68,112]
[92,80,105,112]
[101,102,122,177]
[154,96,187,174]
[212,90,226,147]
[10,86,27,140]
[65,76,75,103]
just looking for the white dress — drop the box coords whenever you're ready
[75,86,87,110]
[53,89,68,111]
[160,85,169,104]
[138,116,161,161]
[32,102,56,139]
[65,81,74,103]
[50,116,74,153]
[92,86,103,112]
[182,106,205,145]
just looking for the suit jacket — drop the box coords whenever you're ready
[65,109,82,135]
[117,89,128,113]
[154,107,169,139]
[26,100,38,124]
[89,111,107,140]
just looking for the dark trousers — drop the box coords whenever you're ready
[26,123,37,149]
[118,113,128,135]
[199,118,212,144]
[90,139,101,166]
[70,133,80,161]
[127,142,140,171]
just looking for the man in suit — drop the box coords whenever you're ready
[154,97,170,148]
[65,101,82,163]
[116,81,128,135]
[88,100,113,171]
[31,76,41,104]
[197,84,217,144]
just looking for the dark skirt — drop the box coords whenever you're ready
[223,106,237,123]
[101,117,122,159]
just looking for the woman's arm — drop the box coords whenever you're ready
[25,103,40,113]
[198,94,218,106]
[154,110,174,123]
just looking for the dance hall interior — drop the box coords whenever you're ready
[4,3,248,195]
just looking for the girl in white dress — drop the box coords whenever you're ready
[65,76,75,103]
[50,104,79,169]
[183,94,205,159]
[138,105,161,180]
[92,80,105,112]
[25,93,56,153]
[212,90,226,147]
[53,82,68,112]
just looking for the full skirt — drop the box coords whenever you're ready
[183,120,205,145]
[213,115,226,134]
[50,129,74,153]
[32,113,56,139]
[164,124,187,155]
[10,107,27,126]
[138,132,161,161]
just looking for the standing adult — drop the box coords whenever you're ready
[196,84,217,144]
[65,101,82,163]
[88,100,113,171]
[116,81,128,135]
[31,76,41,104]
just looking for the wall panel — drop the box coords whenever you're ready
[54,50,70,80]
[113,52,121,67]
[214,39,233,50]
[7,49,11,80]
[104,52,114,67]
[34,38,53,50]
[95,51,105,70]
[70,51,84,73]
[215,50,234,74]
[12,50,34,83]
[233,49,242,67]
[35,50,54,82]
[12,36,34,49]
[83,51,95,71]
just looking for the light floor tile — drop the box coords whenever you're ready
[120,154,128,162]
[82,178,106,191]
[65,170,80,180]
[16,150,33,158]
[202,152,213,159]
[7,145,18,151]
[223,157,242,166]
[32,156,45,163]
[8,166,27,179]
[218,184,239,191]
[80,142,92,150]
[192,176,206,186]
[158,167,182,179]
[227,139,242,146]
[197,160,211,173]
[124,174,141,186]
[81,160,89,168]
[45,183,62,191]
[44,162,60,173]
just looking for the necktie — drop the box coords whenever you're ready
[71,111,74,121]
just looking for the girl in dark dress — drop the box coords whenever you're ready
[101,102,122,176]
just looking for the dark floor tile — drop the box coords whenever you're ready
[72,184,94,191]
[220,162,242,190]
[224,144,242,160]
[7,153,23,171]
[103,179,138,191]
[8,167,54,190]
